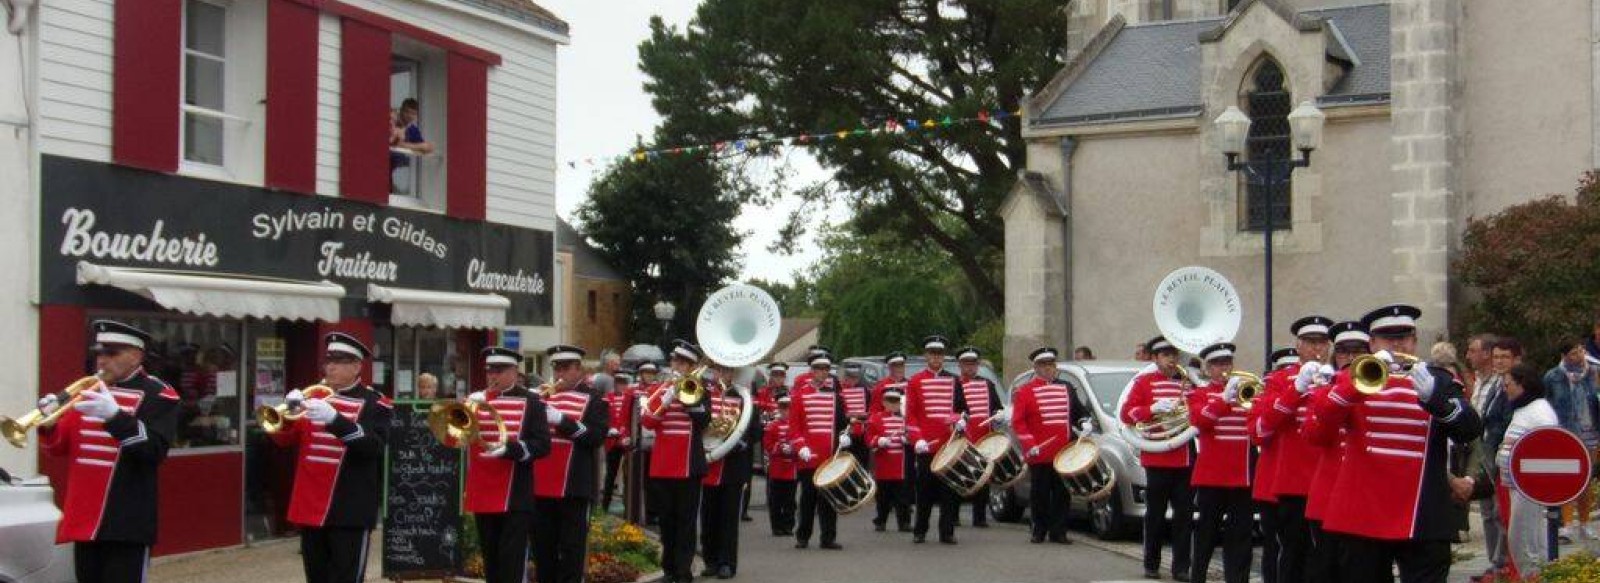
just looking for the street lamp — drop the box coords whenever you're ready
[653,301,676,348]
[1215,101,1325,363]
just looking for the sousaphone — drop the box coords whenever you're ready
[696,284,782,462]
[1118,266,1242,453]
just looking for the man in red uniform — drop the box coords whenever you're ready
[1259,315,1333,582]
[1251,346,1300,583]
[1312,305,1481,583]
[36,320,179,583]
[269,332,393,583]
[642,340,712,583]
[1119,335,1193,580]
[1010,347,1090,545]
[839,362,871,469]
[532,344,610,583]
[871,352,909,416]
[460,347,552,583]
[906,334,962,544]
[1188,342,1254,583]
[1301,321,1368,583]
[699,363,760,579]
[763,396,798,536]
[602,366,635,513]
[868,388,912,532]
[755,362,788,419]
[789,350,848,550]
[953,346,1003,528]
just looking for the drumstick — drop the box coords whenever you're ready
[1033,435,1062,452]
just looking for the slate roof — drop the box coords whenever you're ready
[447,0,570,36]
[558,219,626,281]
[1033,3,1390,127]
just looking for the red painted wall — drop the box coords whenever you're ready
[446,54,488,221]
[338,18,392,205]
[153,453,244,556]
[265,0,321,193]
[111,0,182,172]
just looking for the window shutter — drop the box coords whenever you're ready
[446,53,489,221]
[339,18,392,205]
[112,0,183,173]
[265,0,320,193]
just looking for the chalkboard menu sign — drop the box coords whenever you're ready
[383,400,463,579]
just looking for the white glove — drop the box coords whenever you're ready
[1373,350,1395,365]
[622,437,632,447]
[1027,445,1042,458]
[468,391,487,404]
[780,443,794,455]
[914,439,930,454]
[73,386,120,419]
[1410,365,1436,402]
[662,389,679,406]
[990,409,1011,426]
[1222,376,1242,404]
[838,434,852,449]
[607,428,620,437]
[482,444,508,459]
[1316,364,1336,384]
[304,399,337,424]
[1151,398,1176,415]
[953,417,967,433]
[286,389,305,406]
[1295,362,1320,394]
[37,393,60,415]
[545,406,563,425]
[1078,419,1094,436]
[798,447,815,462]
[877,437,891,448]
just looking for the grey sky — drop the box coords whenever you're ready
[544,0,845,284]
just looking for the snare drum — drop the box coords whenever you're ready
[931,436,995,498]
[974,433,1026,490]
[814,452,877,514]
[1053,439,1116,502]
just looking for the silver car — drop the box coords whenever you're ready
[0,472,74,582]
[988,360,1148,540]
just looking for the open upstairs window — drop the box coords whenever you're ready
[388,38,447,211]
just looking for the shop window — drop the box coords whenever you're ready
[179,0,265,183]
[388,38,447,210]
[382,327,472,399]
[101,315,244,450]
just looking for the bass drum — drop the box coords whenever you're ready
[931,436,994,498]
[974,433,1026,490]
[1053,438,1116,502]
[814,452,876,514]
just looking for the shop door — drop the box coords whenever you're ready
[243,320,310,542]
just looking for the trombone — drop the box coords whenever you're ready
[258,384,334,434]
[1,371,106,448]
[1351,352,1422,395]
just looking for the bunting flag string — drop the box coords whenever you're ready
[564,106,1024,169]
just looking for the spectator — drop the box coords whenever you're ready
[1492,364,1559,580]
[1074,346,1095,360]
[1546,338,1600,540]
[1470,335,1514,582]
[1134,342,1150,362]
[1430,341,1462,381]
[390,98,434,192]
[1465,334,1498,403]
[416,372,440,400]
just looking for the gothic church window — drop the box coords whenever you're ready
[1240,58,1292,232]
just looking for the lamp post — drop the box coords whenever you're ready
[1214,100,1325,364]
[653,300,676,349]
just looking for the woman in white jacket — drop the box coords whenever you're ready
[1495,363,1560,580]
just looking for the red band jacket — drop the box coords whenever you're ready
[957,376,1002,442]
[535,384,609,500]
[40,368,180,544]
[603,387,634,452]
[1188,384,1252,488]
[268,384,393,529]
[870,377,907,416]
[787,376,847,471]
[762,414,798,482]
[839,381,870,438]
[641,381,712,480]
[1009,376,1088,466]
[1300,374,1348,522]
[867,411,909,480]
[1119,368,1194,468]
[905,369,959,451]
[1248,368,1292,502]
[1262,364,1324,497]
[462,386,552,514]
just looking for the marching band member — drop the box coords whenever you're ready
[602,366,635,513]
[839,362,872,471]
[532,345,610,583]
[906,335,962,545]
[642,341,713,583]
[1311,305,1481,582]
[1250,346,1300,583]
[791,345,831,395]
[1187,343,1254,583]
[868,388,912,532]
[789,350,848,550]
[1259,315,1333,582]
[37,321,179,583]
[871,352,910,416]
[763,396,799,537]
[953,346,1002,529]
[699,363,760,579]
[1119,336,1194,580]
[269,332,393,583]
[1301,321,1369,583]
[462,347,552,583]
[1009,347,1089,545]
[755,362,789,418]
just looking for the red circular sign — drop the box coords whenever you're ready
[1508,427,1594,506]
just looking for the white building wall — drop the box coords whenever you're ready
[1,6,42,477]
[316,13,343,197]
[36,0,113,164]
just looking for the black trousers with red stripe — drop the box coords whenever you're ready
[475,511,532,583]
[73,541,149,583]
[299,526,371,583]
[654,478,702,581]
[532,498,592,583]
[1191,486,1253,583]
[1338,535,1451,583]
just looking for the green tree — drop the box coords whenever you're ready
[575,152,756,342]
[638,0,1076,314]
[1454,171,1600,365]
[824,277,971,356]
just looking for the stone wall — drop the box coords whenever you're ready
[1387,0,1456,341]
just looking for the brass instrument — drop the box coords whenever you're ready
[648,366,708,416]
[1225,371,1264,411]
[1,372,106,448]
[258,384,334,434]
[427,398,509,448]
[1134,400,1191,440]
[539,382,558,398]
[1351,352,1421,395]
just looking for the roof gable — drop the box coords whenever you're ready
[447,0,570,36]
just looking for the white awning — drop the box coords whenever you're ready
[76,261,345,322]
[366,283,509,329]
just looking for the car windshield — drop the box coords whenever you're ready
[1086,371,1137,416]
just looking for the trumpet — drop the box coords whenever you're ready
[258,384,334,434]
[648,366,708,416]
[1224,371,1264,411]
[1351,352,1422,395]
[427,398,508,448]
[1,371,106,448]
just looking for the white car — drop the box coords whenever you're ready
[0,471,74,582]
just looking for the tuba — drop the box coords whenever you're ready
[1121,266,1242,453]
[1,372,106,448]
[259,384,334,434]
[696,284,782,462]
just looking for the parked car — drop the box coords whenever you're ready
[0,470,74,582]
[987,360,1148,540]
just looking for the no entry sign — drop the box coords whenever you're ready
[1508,427,1594,506]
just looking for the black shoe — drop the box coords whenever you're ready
[820,542,843,550]
[913,534,927,544]
[701,567,718,577]
[1030,534,1045,544]
[741,515,754,522]
[1171,572,1191,582]
[939,535,957,544]
[794,540,809,549]
[1049,535,1072,545]
[717,565,735,579]
[1143,570,1162,580]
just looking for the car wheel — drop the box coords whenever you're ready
[989,486,1025,523]
[1090,493,1128,541]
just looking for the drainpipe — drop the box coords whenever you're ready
[1058,137,1077,352]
